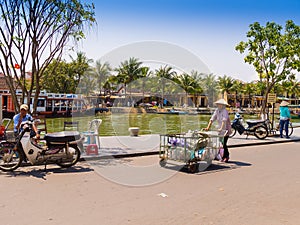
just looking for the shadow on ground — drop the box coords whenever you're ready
[1,165,94,180]
[163,160,252,175]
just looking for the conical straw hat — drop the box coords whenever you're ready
[280,100,289,106]
[214,99,229,106]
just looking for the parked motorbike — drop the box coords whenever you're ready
[0,121,83,172]
[229,113,268,139]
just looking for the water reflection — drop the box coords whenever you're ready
[45,113,258,136]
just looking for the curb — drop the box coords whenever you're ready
[17,137,300,167]
[229,138,300,148]
[81,137,300,161]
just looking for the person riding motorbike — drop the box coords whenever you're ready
[13,104,40,139]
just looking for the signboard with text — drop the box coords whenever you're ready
[267,93,277,103]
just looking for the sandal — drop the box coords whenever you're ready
[222,158,229,163]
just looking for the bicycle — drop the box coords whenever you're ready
[266,118,293,137]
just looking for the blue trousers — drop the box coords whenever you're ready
[279,119,289,137]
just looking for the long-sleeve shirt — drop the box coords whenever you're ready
[210,108,232,136]
[279,106,291,120]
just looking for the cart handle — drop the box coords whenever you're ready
[200,129,229,137]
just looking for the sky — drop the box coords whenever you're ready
[76,0,300,82]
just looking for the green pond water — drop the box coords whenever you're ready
[45,113,268,136]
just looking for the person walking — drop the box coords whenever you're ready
[204,99,231,162]
[279,100,291,138]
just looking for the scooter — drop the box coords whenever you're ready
[229,113,268,139]
[0,121,83,172]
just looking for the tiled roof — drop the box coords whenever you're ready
[0,73,18,90]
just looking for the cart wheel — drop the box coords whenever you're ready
[159,158,167,167]
[188,163,198,173]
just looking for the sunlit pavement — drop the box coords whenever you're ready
[81,127,300,159]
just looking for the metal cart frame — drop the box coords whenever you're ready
[159,131,224,173]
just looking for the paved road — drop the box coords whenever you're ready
[3,141,299,225]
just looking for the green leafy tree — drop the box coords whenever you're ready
[42,60,77,93]
[0,0,95,113]
[42,52,93,94]
[236,20,300,116]
[254,81,267,97]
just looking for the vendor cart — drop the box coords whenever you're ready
[159,131,224,173]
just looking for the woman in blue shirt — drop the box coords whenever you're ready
[279,101,291,138]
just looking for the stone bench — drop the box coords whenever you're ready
[128,127,139,136]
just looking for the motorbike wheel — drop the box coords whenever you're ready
[229,127,236,138]
[254,126,268,139]
[0,143,23,172]
[56,145,81,168]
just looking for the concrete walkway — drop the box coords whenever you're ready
[82,127,300,159]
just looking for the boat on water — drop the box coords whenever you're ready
[81,107,109,115]
[291,113,300,119]
[157,109,188,115]
[1,90,87,118]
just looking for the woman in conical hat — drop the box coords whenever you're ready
[205,98,231,162]
[280,100,289,107]
[279,100,291,138]
[214,99,229,106]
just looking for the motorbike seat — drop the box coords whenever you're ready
[44,131,81,143]
[246,120,265,126]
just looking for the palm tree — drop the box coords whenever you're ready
[288,80,300,98]
[217,75,234,104]
[231,79,243,107]
[154,65,177,108]
[140,66,152,104]
[272,82,283,97]
[78,72,97,96]
[174,73,195,107]
[243,82,256,107]
[189,70,204,108]
[106,75,119,95]
[115,57,144,105]
[93,60,112,96]
[201,73,218,107]
[281,79,300,99]
[69,52,93,86]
